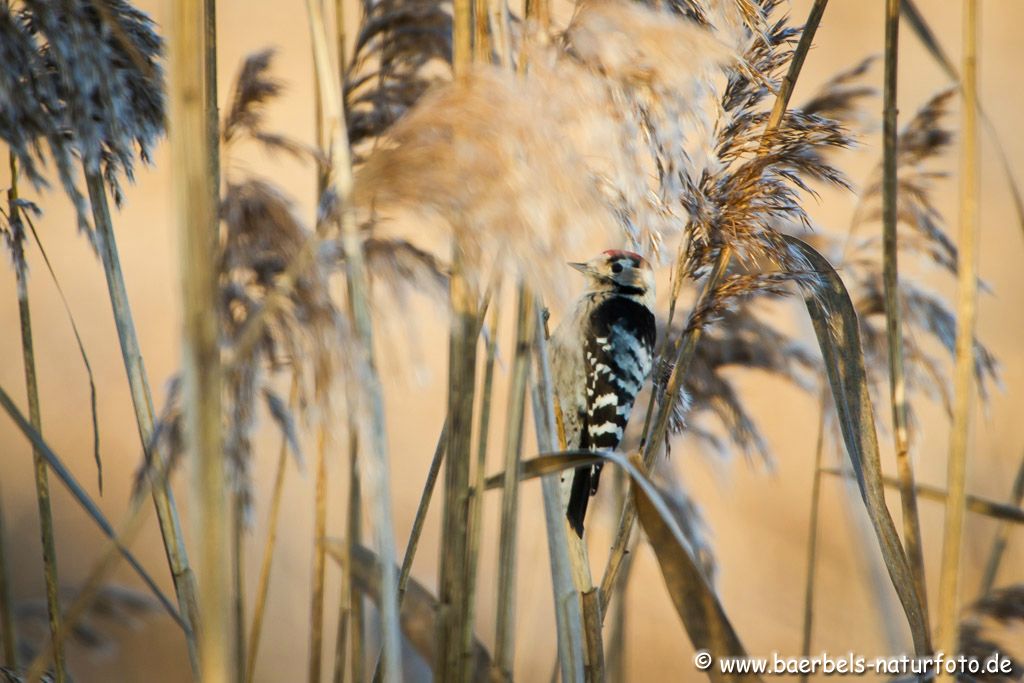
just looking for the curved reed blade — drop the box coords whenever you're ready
[783,235,930,655]
[481,449,757,681]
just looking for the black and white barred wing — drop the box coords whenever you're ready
[566,297,655,536]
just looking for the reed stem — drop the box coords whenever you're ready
[233,492,246,683]
[246,409,293,683]
[171,0,227,677]
[305,2,402,678]
[84,168,200,673]
[438,250,479,682]
[463,294,499,667]
[882,0,929,625]
[9,155,65,683]
[531,298,585,683]
[936,1,979,675]
[493,287,532,680]
[309,424,329,683]
[799,396,827,682]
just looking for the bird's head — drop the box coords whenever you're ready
[569,250,655,303]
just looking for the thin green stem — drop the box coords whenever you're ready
[463,292,499,668]
[309,425,329,683]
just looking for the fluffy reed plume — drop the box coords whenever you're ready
[344,0,452,148]
[957,584,1024,682]
[0,5,76,213]
[353,0,737,297]
[14,585,157,662]
[853,90,959,274]
[16,0,164,218]
[836,89,1000,419]
[676,2,853,282]
[137,51,345,512]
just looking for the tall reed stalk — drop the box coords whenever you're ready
[493,287,532,680]
[170,0,227,678]
[437,1,478,678]
[309,424,329,683]
[799,396,828,682]
[936,0,979,674]
[531,300,585,683]
[463,294,499,665]
[305,1,402,678]
[84,167,200,673]
[882,0,928,621]
[246,417,292,682]
[9,154,65,682]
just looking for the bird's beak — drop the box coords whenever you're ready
[568,261,588,274]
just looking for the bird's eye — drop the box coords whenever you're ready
[611,263,623,274]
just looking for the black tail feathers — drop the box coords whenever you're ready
[567,465,593,538]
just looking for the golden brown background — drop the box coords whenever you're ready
[1,0,1022,681]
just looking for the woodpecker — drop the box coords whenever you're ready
[551,250,656,537]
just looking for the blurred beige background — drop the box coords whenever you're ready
[1,0,1022,681]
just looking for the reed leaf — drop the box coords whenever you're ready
[483,448,755,681]
[784,234,930,654]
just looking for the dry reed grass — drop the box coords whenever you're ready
[0,0,1021,680]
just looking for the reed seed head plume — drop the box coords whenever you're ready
[679,2,853,283]
[0,2,87,229]
[136,51,348,515]
[657,305,819,462]
[222,49,314,163]
[345,0,452,148]
[354,0,739,297]
[23,0,164,208]
[854,89,958,274]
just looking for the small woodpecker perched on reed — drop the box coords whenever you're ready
[551,250,656,537]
